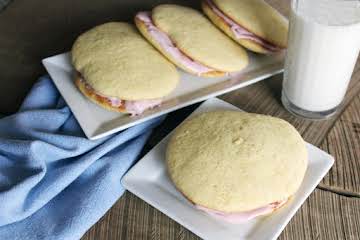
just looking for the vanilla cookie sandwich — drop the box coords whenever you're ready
[166,111,308,223]
[202,0,288,54]
[135,4,248,77]
[71,22,179,115]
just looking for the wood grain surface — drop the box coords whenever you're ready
[280,189,360,240]
[83,189,360,240]
[319,92,360,196]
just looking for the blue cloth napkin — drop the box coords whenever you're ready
[0,76,164,240]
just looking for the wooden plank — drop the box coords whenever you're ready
[83,189,360,240]
[280,189,360,240]
[319,93,360,196]
[83,191,201,240]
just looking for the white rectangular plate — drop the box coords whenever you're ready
[42,52,284,140]
[122,98,334,240]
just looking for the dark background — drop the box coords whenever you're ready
[0,0,199,114]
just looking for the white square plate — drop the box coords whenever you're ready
[122,98,334,240]
[42,52,284,139]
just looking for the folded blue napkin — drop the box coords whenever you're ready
[0,76,164,240]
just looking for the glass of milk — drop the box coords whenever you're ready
[282,0,360,119]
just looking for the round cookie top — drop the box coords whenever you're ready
[152,5,248,72]
[71,22,179,100]
[212,0,288,48]
[166,111,308,212]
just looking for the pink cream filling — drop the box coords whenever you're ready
[124,99,162,115]
[205,0,282,52]
[80,77,162,115]
[196,199,287,223]
[136,12,215,75]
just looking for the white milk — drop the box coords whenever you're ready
[283,0,360,113]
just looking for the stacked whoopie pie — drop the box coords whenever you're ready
[166,111,308,223]
[72,22,179,115]
[72,1,288,115]
[202,0,288,53]
[135,4,248,77]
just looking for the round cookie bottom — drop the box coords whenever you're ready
[75,75,129,113]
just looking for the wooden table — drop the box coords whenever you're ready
[1,0,359,239]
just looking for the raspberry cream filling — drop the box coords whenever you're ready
[205,0,282,52]
[136,12,215,75]
[196,199,287,223]
[79,77,162,115]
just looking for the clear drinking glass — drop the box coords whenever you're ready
[282,0,360,119]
